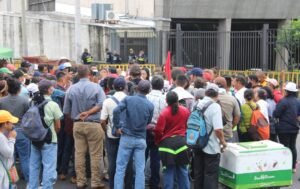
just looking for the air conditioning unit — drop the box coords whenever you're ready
[106,11,119,21]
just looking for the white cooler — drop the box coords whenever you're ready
[219,140,293,189]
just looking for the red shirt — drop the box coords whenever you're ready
[154,105,190,145]
[273,89,283,104]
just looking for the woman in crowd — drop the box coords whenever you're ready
[239,89,257,142]
[254,88,269,123]
[273,82,300,173]
[141,67,150,81]
[262,86,277,142]
[154,91,190,189]
[0,110,18,189]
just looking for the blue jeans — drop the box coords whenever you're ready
[163,165,190,189]
[114,135,146,189]
[145,132,160,188]
[28,143,58,189]
[15,128,30,182]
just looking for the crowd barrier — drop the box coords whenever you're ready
[219,70,300,85]
[96,63,157,72]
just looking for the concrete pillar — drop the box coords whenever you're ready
[154,0,171,66]
[217,18,231,70]
[155,19,171,65]
[275,19,290,71]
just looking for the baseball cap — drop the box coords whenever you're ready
[138,80,151,94]
[38,79,54,93]
[267,78,278,87]
[284,82,298,92]
[189,68,203,77]
[0,67,12,74]
[64,62,72,68]
[21,61,31,68]
[113,77,126,91]
[27,83,39,94]
[0,110,19,124]
[12,70,24,78]
[206,83,219,93]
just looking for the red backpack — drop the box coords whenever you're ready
[247,104,270,141]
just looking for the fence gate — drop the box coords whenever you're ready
[167,24,300,71]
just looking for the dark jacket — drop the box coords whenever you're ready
[273,96,300,134]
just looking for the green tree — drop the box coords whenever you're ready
[276,19,300,71]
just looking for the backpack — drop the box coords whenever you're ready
[186,101,213,149]
[21,100,52,144]
[109,96,125,137]
[247,104,270,141]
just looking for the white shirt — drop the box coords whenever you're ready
[146,90,167,126]
[100,92,127,139]
[235,87,247,105]
[172,87,194,100]
[197,96,223,155]
[256,99,269,123]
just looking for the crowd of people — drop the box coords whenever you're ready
[0,57,299,189]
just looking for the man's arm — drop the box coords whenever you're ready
[80,86,106,121]
[211,104,227,151]
[54,119,61,133]
[100,100,109,131]
[79,105,101,121]
[63,91,71,116]
[153,113,166,145]
[232,99,241,126]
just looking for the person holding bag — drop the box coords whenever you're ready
[0,110,19,189]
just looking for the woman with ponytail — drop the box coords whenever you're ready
[154,91,190,189]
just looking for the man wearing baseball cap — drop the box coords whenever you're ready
[28,79,63,189]
[100,77,132,189]
[20,61,31,73]
[113,80,154,189]
[0,110,18,189]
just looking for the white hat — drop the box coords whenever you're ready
[27,83,39,94]
[206,83,219,93]
[284,82,298,92]
[63,62,72,68]
[59,57,69,60]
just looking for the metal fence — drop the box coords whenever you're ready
[109,27,300,71]
[170,26,300,71]
[110,31,162,64]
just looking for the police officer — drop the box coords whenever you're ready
[137,50,147,64]
[81,48,93,65]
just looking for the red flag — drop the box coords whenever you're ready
[165,51,171,84]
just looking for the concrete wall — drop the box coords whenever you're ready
[0,0,155,18]
[0,13,102,61]
[163,0,300,19]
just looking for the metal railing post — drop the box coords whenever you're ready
[261,24,269,71]
[176,24,183,66]
[124,31,128,63]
